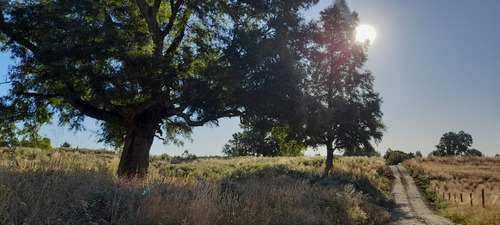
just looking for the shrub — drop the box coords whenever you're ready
[1,148,26,159]
[61,142,71,148]
[20,137,52,151]
[383,149,410,165]
[464,148,482,156]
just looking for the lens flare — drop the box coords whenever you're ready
[355,24,376,44]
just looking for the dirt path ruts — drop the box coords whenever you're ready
[389,165,456,225]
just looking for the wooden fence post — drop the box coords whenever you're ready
[448,192,451,201]
[482,189,485,208]
[454,193,456,202]
[460,193,463,202]
[470,193,473,206]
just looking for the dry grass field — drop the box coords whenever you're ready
[0,147,393,225]
[403,156,500,225]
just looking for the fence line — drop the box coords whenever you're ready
[434,186,500,208]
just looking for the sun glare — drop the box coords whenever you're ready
[355,24,376,44]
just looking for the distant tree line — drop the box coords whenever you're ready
[384,130,483,166]
[222,124,305,157]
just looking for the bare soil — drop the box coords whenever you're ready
[389,165,456,225]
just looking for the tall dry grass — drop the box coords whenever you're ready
[403,156,500,225]
[1,147,392,224]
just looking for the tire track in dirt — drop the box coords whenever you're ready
[389,165,456,225]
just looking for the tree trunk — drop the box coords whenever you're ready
[323,140,334,176]
[117,125,156,177]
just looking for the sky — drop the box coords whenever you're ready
[1,0,499,156]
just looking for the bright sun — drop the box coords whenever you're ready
[355,24,376,44]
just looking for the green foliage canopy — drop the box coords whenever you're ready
[222,124,305,157]
[464,148,482,157]
[383,149,412,165]
[432,131,475,156]
[0,0,319,176]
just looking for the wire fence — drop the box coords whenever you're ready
[435,186,500,208]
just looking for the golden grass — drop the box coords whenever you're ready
[1,147,392,224]
[403,156,500,225]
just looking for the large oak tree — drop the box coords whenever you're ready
[0,0,317,176]
[432,131,479,156]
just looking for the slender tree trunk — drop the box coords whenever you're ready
[117,124,156,177]
[324,140,334,176]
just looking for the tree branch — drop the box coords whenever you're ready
[103,10,121,28]
[136,0,164,57]
[171,109,242,127]
[155,134,166,141]
[16,92,60,99]
[0,11,38,53]
[154,0,162,11]
[0,81,13,85]
[130,92,172,116]
[63,85,128,128]
[164,8,190,60]
[160,0,184,37]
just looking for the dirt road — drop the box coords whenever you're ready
[389,165,456,225]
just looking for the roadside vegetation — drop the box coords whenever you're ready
[1,147,393,225]
[383,149,422,165]
[403,156,500,225]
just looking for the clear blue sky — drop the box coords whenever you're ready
[1,0,499,156]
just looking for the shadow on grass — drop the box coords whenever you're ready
[225,164,391,207]
[0,168,150,225]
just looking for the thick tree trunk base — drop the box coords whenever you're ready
[323,141,335,177]
[117,127,155,178]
